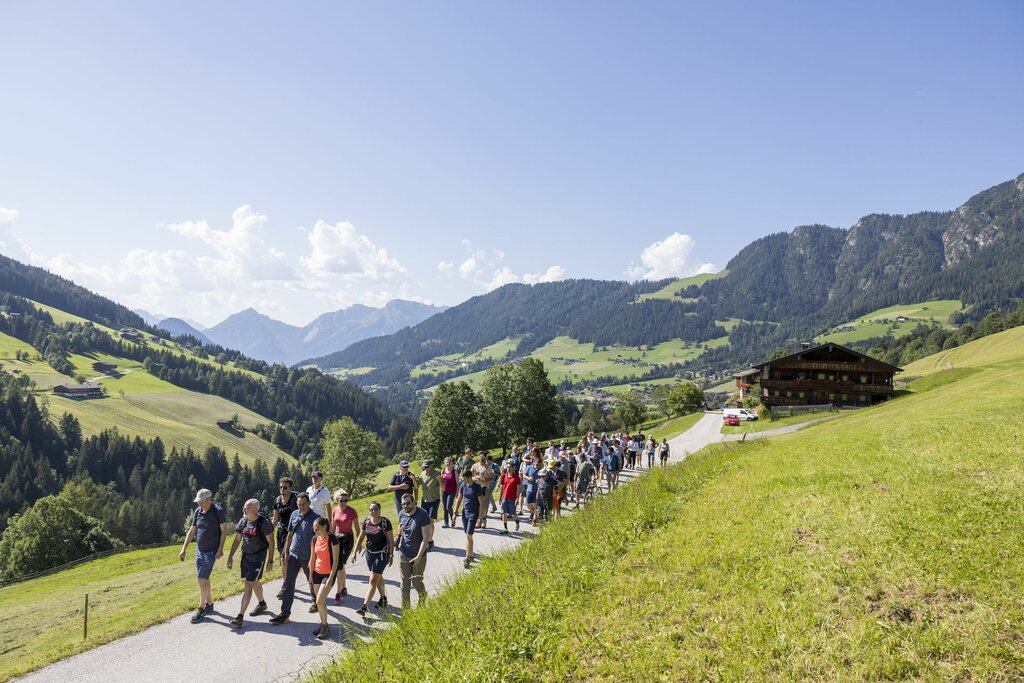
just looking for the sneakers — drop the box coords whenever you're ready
[249,601,268,617]
[269,614,290,625]
[189,608,204,624]
[442,522,449,528]
[316,624,330,639]
[515,521,520,531]
[356,604,367,617]
[375,596,388,610]
[307,604,318,613]
[202,602,214,616]
[427,540,434,551]
[230,614,244,628]
[463,558,471,569]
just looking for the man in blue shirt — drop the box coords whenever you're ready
[178,488,227,624]
[397,493,432,609]
[270,492,318,624]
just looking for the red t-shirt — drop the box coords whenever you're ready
[441,469,458,494]
[500,473,521,500]
[332,505,358,535]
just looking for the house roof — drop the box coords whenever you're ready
[55,383,103,391]
[752,342,903,372]
[733,368,759,378]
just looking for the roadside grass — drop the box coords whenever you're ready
[817,299,962,345]
[901,325,1024,376]
[0,544,245,682]
[314,326,1024,682]
[654,411,705,440]
[720,410,835,435]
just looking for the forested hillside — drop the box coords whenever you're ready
[311,172,1024,397]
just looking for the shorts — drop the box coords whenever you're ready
[660,453,669,461]
[421,499,440,520]
[526,491,537,505]
[241,552,266,582]
[195,549,216,579]
[462,511,478,535]
[517,483,525,496]
[312,570,333,585]
[336,532,355,564]
[500,499,516,516]
[366,550,389,575]
[276,527,288,553]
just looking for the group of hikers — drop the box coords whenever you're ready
[178,430,671,639]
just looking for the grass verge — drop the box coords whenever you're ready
[313,325,1024,681]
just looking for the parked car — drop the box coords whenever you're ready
[724,414,741,426]
[723,408,759,421]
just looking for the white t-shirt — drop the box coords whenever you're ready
[306,485,331,518]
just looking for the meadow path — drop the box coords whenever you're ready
[17,411,821,683]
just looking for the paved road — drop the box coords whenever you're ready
[18,412,825,683]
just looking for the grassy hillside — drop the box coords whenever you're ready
[1,331,295,467]
[635,270,729,302]
[315,325,1024,681]
[817,299,962,344]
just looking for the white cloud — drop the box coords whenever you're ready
[523,265,566,285]
[0,208,20,252]
[301,220,406,281]
[169,205,296,282]
[458,255,481,280]
[437,261,454,274]
[486,267,520,290]
[627,232,717,280]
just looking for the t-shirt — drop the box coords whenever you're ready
[440,469,458,494]
[332,505,358,535]
[397,507,431,559]
[646,441,657,456]
[362,516,392,553]
[235,514,273,555]
[460,481,484,516]
[487,463,501,489]
[273,494,298,530]
[524,465,539,493]
[287,509,319,562]
[577,461,595,482]
[390,472,416,507]
[193,503,227,552]
[420,470,441,503]
[499,472,520,500]
[313,534,340,574]
[553,468,568,492]
[306,485,331,518]
[471,462,492,487]
[659,442,670,456]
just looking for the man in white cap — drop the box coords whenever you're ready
[178,488,227,623]
[306,469,332,520]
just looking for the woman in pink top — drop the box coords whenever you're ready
[440,457,458,528]
[331,489,358,604]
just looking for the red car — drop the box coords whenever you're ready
[724,414,741,426]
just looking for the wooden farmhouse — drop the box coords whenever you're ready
[52,383,105,400]
[92,361,117,373]
[747,343,901,407]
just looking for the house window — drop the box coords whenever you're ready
[861,375,868,384]
[842,374,849,382]
[841,394,848,401]
[817,373,825,380]
[787,391,792,397]
[798,392,805,399]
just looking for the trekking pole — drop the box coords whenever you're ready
[84,593,89,640]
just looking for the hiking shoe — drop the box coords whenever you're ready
[427,540,434,551]
[249,601,268,617]
[230,614,244,628]
[375,596,388,610]
[334,594,341,606]
[341,587,348,597]
[316,625,330,639]
[463,558,471,569]
[515,521,520,531]
[356,604,367,617]
[269,614,290,625]
[202,602,214,616]
[190,608,204,624]
[307,604,318,613]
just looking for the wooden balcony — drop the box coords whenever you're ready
[762,378,892,394]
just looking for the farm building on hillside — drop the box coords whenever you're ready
[52,383,105,400]
[120,328,143,341]
[745,343,901,407]
[92,361,117,373]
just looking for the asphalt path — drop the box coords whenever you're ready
[18,411,826,683]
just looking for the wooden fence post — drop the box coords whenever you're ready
[84,593,89,640]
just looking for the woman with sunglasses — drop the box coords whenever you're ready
[353,500,394,616]
[308,517,341,639]
[331,489,358,605]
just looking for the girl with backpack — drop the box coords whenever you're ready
[308,517,341,639]
[353,501,394,616]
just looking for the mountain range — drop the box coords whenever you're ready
[307,172,1024,398]
[135,300,446,366]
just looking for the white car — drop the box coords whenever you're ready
[723,408,759,422]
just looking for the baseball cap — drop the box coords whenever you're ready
[311,470,323,478]
[193,488,212,504]
[421,460,433,468]
[399,459,410,468]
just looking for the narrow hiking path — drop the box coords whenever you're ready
[16,411,832,683]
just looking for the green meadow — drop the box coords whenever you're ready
[411,337,521,378]
[315,324,1024,682]
[817,299,962,345]
[635,270,729,302]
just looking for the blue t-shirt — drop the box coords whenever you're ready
[390,472,416,507]
[525,465,539,493]
[461,481,484,516]
[193,503,226,552]
[287,509,319,562]
[397,506,431,558]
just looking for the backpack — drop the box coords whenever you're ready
[251,514,270,553]
[609,453,621,472]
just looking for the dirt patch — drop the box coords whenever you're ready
[794,527,826,553]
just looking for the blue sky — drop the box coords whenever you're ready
[0,1,1021,326]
